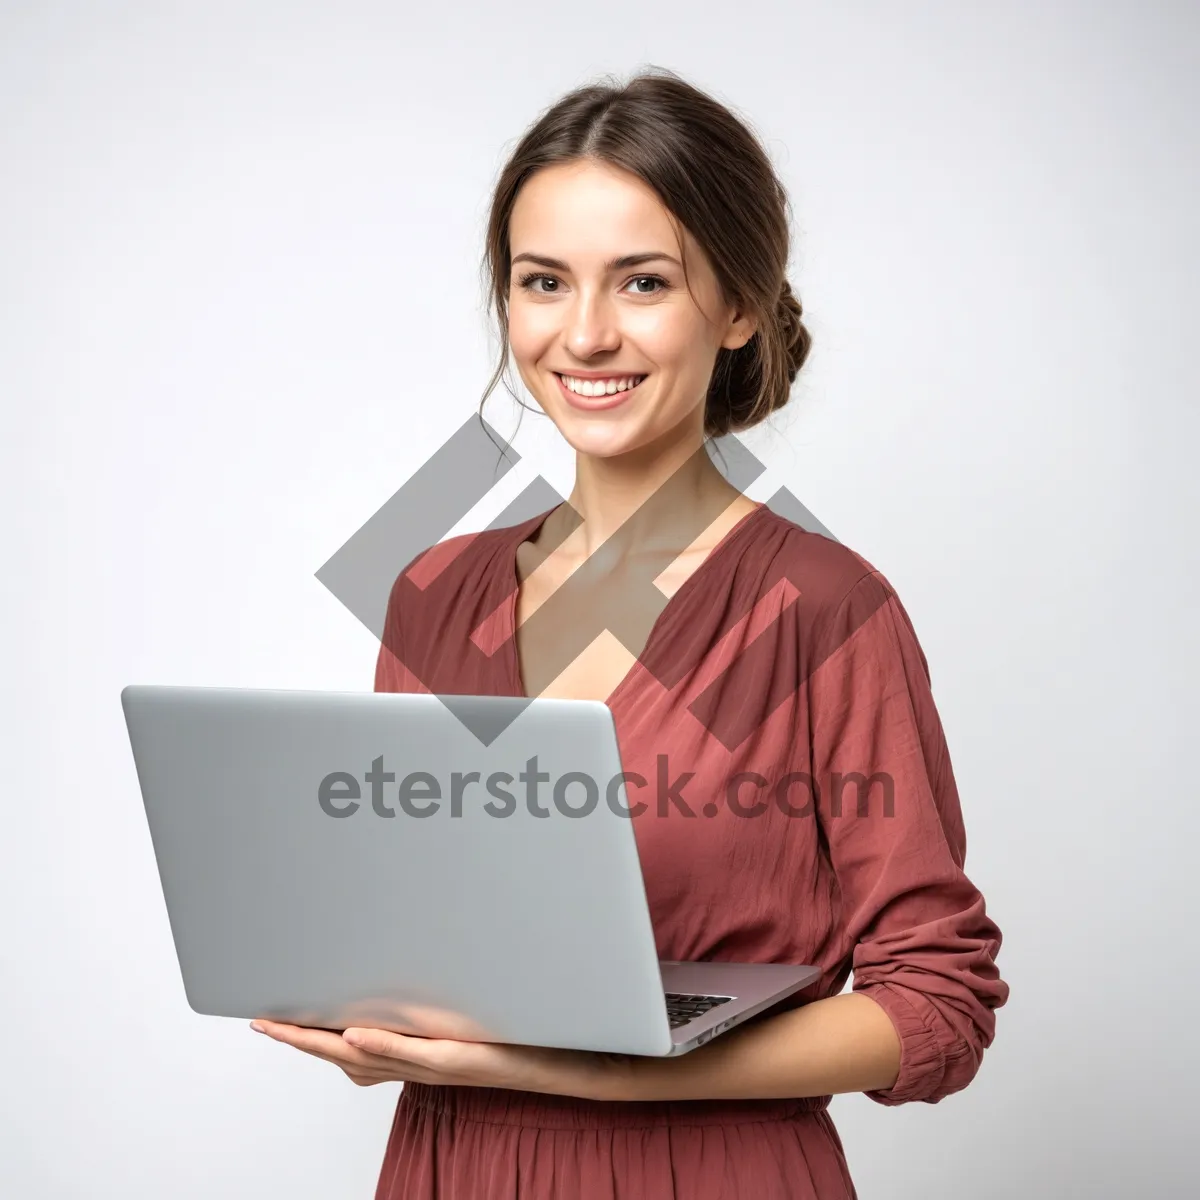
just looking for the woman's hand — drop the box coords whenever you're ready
[249,1019,631,1101]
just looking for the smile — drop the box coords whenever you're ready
[554,372,647,411]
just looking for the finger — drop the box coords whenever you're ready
[252,1019,427,1077]
[253,1020,372,1058]
[341,1027,447,1069]
[252,1021,382,1067]
[343,1066,410,1087]
[282,1042,409,1080]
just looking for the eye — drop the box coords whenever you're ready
[626,274,669,296]
[516,271,560,294]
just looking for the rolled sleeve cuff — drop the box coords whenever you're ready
[857,981,947,1106]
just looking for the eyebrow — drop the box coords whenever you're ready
[510,251,681,272]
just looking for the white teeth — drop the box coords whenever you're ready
[559,374,645,398]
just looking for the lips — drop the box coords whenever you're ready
[553,372,646,411]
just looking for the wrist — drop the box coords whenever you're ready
[581,1052,644,1102]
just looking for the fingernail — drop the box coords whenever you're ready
[250,1021,265,1034]
[343,1030,363,1046]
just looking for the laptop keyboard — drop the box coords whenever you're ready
[665,992,734,1029]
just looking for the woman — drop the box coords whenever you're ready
[252,68,1009,1198]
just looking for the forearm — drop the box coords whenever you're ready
[603,992,901,1103]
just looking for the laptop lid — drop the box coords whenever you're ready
[121,685,677,1055]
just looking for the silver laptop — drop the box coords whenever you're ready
[120,685,819,1057]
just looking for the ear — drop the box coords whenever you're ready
[720,307,758,351]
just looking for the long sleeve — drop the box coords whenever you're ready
[809,569,1009,1106]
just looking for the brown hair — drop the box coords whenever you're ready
[478,66,812,440]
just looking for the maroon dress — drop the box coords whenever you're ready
[370,502,1008,1199]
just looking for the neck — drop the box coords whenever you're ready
[563,425,746,557]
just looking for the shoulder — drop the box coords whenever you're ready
[752,504,893,613]
[754,508,934,690]
[383,507,551,619]
[749,505,928,667]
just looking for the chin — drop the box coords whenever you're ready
[556,404,701,461]
[558,426,644,459]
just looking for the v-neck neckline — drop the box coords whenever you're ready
[503,500,769,707]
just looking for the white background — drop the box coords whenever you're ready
[3,2,1197,1196]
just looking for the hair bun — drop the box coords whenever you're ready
[777,282,812,382]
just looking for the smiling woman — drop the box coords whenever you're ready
[481,87,810,457]
[256,65,1008,1200]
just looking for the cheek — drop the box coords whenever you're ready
[506,304,556,364]
[631,309,710,373]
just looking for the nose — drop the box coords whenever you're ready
[564,289,620,359]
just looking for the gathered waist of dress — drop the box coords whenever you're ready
[399,1083,831,1131]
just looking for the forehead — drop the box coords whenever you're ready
[509,160,685,259]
